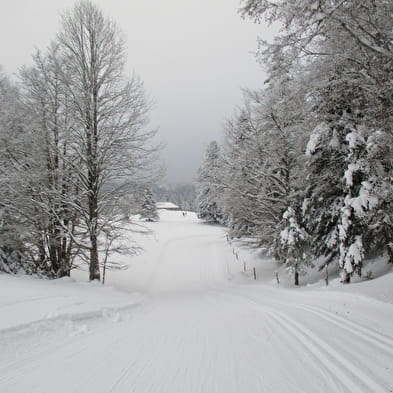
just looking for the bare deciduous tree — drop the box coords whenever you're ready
[57,0,158,280]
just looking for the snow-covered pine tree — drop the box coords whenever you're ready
[301,57,371,271]
[302,119,347,268]
[276,207,310,286]
[195,141,223,223]
[303,66,393,281]
[238,0,393,280]
[338,127,371,282]
[140,188,159,222]
[362,131,393,264]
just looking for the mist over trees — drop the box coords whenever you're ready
[196,0,393,284]
[153,184,197,212]
[0,1,158,280]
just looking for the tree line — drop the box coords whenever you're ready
[0,0,158,280]
[153,184,196,212]
[196,0,393,284]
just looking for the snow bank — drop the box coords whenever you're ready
[0,274,145,334]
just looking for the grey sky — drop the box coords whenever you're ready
[0,0,274,184]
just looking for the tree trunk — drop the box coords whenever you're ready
[89,233,100,281]
[387,245,393,264]
[342,272,351,284]
[294,270,299,286]
[88,186,100,281]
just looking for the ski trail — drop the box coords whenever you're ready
[298,303,393,356]
[217,290,389,393]
[266,309,387,393]
[1,212,392,393]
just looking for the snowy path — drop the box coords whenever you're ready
[0,211,392,393]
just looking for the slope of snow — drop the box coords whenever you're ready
[0,210,392,393]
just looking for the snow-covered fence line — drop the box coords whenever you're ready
[229,242,258,281]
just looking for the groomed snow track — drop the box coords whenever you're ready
[0,211,392,393]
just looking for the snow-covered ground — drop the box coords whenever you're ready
[1,210,392,393]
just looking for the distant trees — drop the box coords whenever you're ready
[0,0,158,280]
[153,184,196,212]
[195,0,393,283]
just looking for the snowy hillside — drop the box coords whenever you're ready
[1,210,392,393]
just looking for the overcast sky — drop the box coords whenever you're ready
[0,0,274,184]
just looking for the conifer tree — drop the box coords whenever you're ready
[276,207,310,286]
[196,141,223,223]
[140,188,159,222]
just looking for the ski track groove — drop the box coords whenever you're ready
[0,333,86,386]
[118,335,159,393]
[266,310,386,393]
[219,290,388,393]
[297,303,393,356]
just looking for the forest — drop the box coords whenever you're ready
[1,2,392,391]
[196,0,393,284]
[0,1,159,280]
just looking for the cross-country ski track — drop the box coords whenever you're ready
[0,210,392,393]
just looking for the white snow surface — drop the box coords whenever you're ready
[1,210,392,393]
[156,201,179,209]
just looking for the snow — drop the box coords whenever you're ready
[280,207,307,246]
[305,122,329,155]
[348,181,378,217]
[346,129,365,150]
[344,235,364,271]
[155,201,179,210]
[328,129,340,150]
[0,275,144,333]
[338,204,351,242]
[344,163,360,187]
[1,210,392,393]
